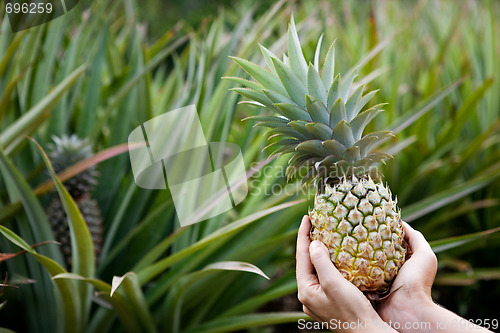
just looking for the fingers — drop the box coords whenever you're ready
[309,240,344,290]
[402,222,437,270]
[402,222,432,253]
[296,216,316,284]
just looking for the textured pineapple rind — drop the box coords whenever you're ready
[309,176,406,293]
[47,195,103,269]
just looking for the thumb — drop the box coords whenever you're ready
[309,240,342,284]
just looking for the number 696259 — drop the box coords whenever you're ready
[6,2,53,14]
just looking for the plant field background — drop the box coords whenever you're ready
[0,0,499,332]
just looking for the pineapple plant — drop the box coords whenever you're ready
[229,18,407,298]
[46,134,103,269]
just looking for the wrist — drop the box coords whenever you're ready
[396,297,437,327]
[379,288,434,326]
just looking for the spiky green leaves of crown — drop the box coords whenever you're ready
[48,134,98,198]
[227,17,393,185]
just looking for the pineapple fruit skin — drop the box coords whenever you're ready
[309,176,406,294]
[47,194,103,269]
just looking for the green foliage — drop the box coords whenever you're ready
[0,0,499,331]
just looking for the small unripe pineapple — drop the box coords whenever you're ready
[46,135,103,269]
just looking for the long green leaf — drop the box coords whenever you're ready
[31,138,95,326]
[182,312,309,333]
[53,273,143,333]
[390,80,461,134]
[0,65,86,150]
[0,147,61,259]
[0,225,80,333]
[402,164,500,221]
[136,200,303,284]
[430,227,500,253]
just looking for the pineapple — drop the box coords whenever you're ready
[46,135,103,269]
[229,18,406,297]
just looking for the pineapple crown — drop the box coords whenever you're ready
[227,17,393,186]
[48,134,98,198]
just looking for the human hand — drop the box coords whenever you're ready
[296,215,395,332]
[376,223,494,332]
[376,222,438,327]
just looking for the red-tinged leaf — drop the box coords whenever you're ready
[34,142,144,196]
[0,142,144,224]
[0,241,58,262]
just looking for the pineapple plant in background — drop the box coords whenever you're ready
[46,135,103,268]
[230,18,407,298]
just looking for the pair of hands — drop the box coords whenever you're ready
[296,215,437,333]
